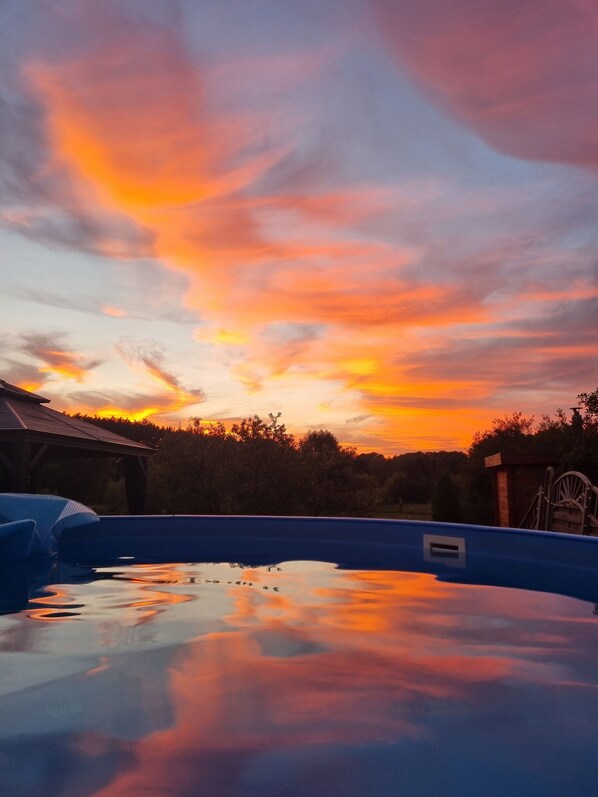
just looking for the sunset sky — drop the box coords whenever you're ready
[1,0,597,454]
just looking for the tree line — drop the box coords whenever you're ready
[37,388,598,525]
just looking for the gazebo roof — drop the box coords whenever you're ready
[0,379,153,457]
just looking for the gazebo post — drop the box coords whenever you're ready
[11,440,32,493]
[28,444,48,493]
[124,455,148,514]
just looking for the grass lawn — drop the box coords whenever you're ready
[372,502,433,521]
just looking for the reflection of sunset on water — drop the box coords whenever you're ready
[1,560,598,796]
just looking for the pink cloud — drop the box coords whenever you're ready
[371,0,598,168]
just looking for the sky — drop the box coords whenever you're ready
[1,0,597,454]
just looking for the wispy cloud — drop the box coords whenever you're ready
[0,355,47,394]
[115,337,205,408]
[7,280,203,325]
[18,332,103,382]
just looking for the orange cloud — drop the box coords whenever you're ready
[19,333,102,383]
[25,32,283,296]
[27,38,212,211]
[16,380,44,393]
[114,339,205,408]
[63,385,193,424]
[102,306,127,318]
[10,3,596,452]
[95,406,158,422]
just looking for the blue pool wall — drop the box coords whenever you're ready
[56,514,598,606]
[68,513,598,565]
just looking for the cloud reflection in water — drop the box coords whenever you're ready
[0,560,597,796]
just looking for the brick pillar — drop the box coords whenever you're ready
[485,453,555,528]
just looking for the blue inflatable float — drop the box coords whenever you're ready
[0,493,98,561]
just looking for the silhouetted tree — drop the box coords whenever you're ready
[355,452,391,486]
[298,430,376,516]
[148,422,235,514]
[432,474,462,523]
[229,415,302,515]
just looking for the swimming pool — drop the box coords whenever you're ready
[1,515,598,796]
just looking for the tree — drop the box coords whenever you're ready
[432,474,462,523]
[355,452,390,487]
[230,412,294,447]
[148,423,235,514]
[298,430,376,516]
[469,412,535,452]
[226,414,302,514]
[578,388,598,420]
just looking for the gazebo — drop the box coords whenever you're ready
[0,379,154,513]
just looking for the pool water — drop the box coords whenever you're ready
[1,557,597,796]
